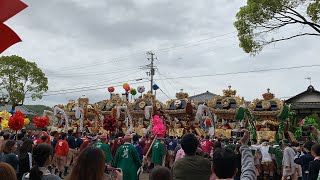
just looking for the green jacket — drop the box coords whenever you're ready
[172,155,211,180]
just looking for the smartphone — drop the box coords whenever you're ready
[106,167,121,173]
[301,125,311,137]
[231,130,244,139]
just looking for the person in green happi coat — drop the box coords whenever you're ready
[112,134,142,180]
[151,138,166,166]
[92,135,113,165]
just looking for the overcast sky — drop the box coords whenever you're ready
[3,0,320,107]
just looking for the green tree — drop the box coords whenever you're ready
[234,0,320,55]
[0,55,48,110]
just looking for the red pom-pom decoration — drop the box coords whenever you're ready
[33,116,50,129]
[108,87,115,93]
[14,110,25,118]
[8,111,25,131]
[103,115,117,132]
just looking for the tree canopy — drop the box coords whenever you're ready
[234,0,320,55]
[0,55,48,109]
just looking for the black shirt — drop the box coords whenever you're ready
[66,136,76,149]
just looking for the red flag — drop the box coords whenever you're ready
[0,0,28,22]
[0,23,21,53]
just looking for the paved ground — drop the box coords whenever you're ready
[140,173,149,180]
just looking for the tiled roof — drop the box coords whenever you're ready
[0,105,36,116]
[190,91,217,103]
[286,85,320,103]
[290,102,320,109]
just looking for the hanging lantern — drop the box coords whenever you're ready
[152,84,159,90]
[130,88,137,95]
[123,83,129,89]
[137,86,145,93]
[124,85,131,92]
[108,86,115,93]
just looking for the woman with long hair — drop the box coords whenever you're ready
[22,143,60,180]
[17,139,33,180]
[0,140,19,171]
[0,162,17,180]
[66,147,122,180]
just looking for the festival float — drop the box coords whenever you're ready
[164,90,198,137]
[248,89,283,142]
[207,86,245,138]
[46,83,168,136]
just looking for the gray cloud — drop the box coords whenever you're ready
[2,0,320,107]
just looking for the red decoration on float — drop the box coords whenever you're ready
[8,110,25,130]
[108,86,115,92]
[33,116,50,129]
[103,115,117,132]
[152,115,166,137]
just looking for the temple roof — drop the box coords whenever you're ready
[190,91,217,103]
[286,85,320,104]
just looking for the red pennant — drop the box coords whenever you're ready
[0,0,27,53]
[0,0,27,22]
[0,23,21,53]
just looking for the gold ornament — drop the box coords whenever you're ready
[262,101,271,110]
[139,101,146,109]
[221,98,230,108]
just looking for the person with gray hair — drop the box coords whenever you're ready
[281,139,297,180]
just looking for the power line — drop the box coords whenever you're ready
[154,64,320,81]
[156,71,172,99]
[30,70,143,94]
[26,64,320,99]
[47,67,142,78]
[26,79,150,98]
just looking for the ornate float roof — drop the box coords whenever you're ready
[129,91,163,111]
[208,86,244,111]
[249,88,283,121]
[164,90,196,120]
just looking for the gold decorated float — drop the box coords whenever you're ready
[248,89,283,142]
[164,90,198,137]
[207,86,245,138]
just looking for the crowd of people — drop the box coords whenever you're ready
[0,127,319,180]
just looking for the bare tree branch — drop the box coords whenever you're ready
[264,33,320,45]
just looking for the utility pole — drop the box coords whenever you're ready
[146,51,156,94]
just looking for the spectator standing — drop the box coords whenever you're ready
[166,136,177,168]
[17,139,33,180]
[132,134,143,161]
[172,133,211,180]
[55,133,69,178]
[281,140,297,180]
[294,141,315,180]
[151,138,166,167]
[309,144,320,180]
[0,140,19,171]
[112,134,141,180]
[0,162,17,180]
[22,143,61,180]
